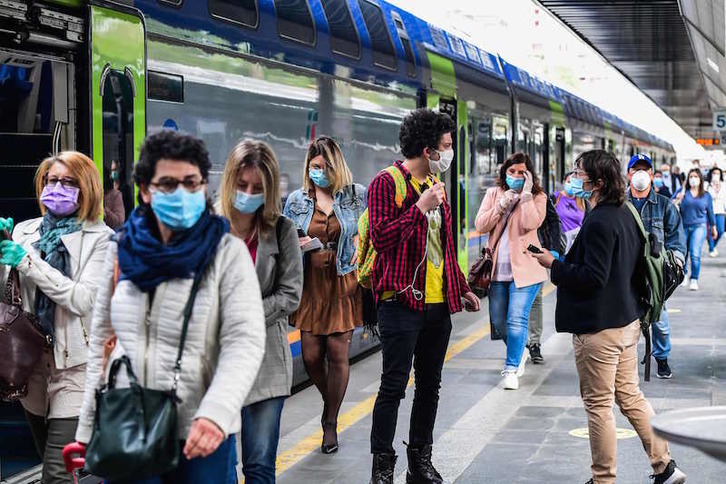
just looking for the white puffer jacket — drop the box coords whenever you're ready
[76,233,266,443]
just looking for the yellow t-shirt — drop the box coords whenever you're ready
[410,176,445,304]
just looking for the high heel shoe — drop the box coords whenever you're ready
[321,422,339,454]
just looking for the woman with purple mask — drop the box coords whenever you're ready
[0,152,113,483]
[553,171,587,254]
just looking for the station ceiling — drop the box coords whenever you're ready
[539,0,725,142]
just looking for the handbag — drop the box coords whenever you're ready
[468,201,518,297]
[0,265,51,402]
[84,270,206,481]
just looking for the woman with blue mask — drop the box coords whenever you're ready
[74,131,266,483]
[219,140,303,483]
[283,136,366,454]
[554,171,587,255]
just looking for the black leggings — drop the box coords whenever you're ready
[25,410,78,484]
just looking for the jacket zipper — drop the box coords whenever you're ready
[143,301,152,385]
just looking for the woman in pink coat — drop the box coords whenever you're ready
[475,153,548,390]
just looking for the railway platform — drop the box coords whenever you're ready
[275,259,726,483]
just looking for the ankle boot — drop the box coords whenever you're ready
[405,444,443,484]
[370,453,397,484]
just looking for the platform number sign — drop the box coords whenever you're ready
[713,108,726,132]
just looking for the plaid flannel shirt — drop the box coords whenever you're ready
[367,160,470,313]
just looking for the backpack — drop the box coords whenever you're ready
[539,195,564,254]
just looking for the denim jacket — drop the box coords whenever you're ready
[283,184,367,275]
[627,189,686,263]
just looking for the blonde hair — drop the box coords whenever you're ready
[34,151,103,222]
[302,136,353,194]
[220,140,281,236]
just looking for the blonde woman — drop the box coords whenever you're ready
[219,140,303,482]
[0,152,112,483]
[283,136,366,454]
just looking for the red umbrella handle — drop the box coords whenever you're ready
[62,441,86,472]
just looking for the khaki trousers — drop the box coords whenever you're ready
[573,320,670,484]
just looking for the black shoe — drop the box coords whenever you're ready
[651,459,687,484]
[370,453,397,484]
[656,358,673,379]
[405,443,443,484]
[584,480,593,484]
[321,422,338,454]
[528,344,544,364]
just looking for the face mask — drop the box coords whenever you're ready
[569,176,593,200]
[234,190,264,214]
[654,178,664,188]
[309,168,330,188]
[506,174,525,192]
[110,171,119,181]
[631,170,652,192]
[564,180,576,196]
[150,186,206,231]
[429,149,454,173]
[41,182,80,217]
[689,177,700,188]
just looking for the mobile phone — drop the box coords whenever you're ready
[297,228,306,237]
[527,244,543,254]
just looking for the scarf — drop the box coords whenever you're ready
[33,213,82,341]
[117,207,229,292]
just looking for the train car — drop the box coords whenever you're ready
[0,0,674,479]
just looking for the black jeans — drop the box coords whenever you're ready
[370,301,452,454]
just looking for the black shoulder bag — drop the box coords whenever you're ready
[85,270,207,481]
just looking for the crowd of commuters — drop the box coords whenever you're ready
[2,109,712,484]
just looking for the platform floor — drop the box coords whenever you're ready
[275,257,726,483]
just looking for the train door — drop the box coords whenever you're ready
[554,127,566,185]
[89,5,146,215]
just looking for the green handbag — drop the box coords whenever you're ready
[85,273,205,481]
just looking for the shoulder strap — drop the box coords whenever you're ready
[383,166,407,208]
[624,202,648,242]
[555,192,563,207]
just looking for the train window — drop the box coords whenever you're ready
[358,0,397,71]
[391,11,416,77]
[320,0,361,59]
[209,0,259,29]
[148,71,184,103]
[274,0,316,46]
[158,0,183,6]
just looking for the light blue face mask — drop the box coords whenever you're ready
[564,180,576,197]
[150,186,206,230]
[234,190,264,214]
[309,168,330,188]
[569,176,593,200]
[505,174,525,192]
[654,178,664,188]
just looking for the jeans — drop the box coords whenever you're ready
[651,303,671,360]
[527,287,544,346]
[684,223,707,280]
[241,397,285,484]
[489,282,542,370]
[370,302,452,454]
[708,214,726,251]
[120,436,237,484]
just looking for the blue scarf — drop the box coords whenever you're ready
[117,207,229,292]
[33,213,82,341]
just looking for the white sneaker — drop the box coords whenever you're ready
[709,250,718,258]
[689,280,699,291]
[516,347,529,377]
[680,276,690,288]
[502,370,519,390]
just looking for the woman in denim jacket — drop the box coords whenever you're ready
[283,136,366,454]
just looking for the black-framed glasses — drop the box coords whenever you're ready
[45,176,80,188]
[150,177,206,193]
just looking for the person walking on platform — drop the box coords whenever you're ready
[531,150,687,484]
[706,166,726,257]
[367,109,480,484]
[220,140,303,483]
[0,152,112,483]
[284,136,367,455]
[475,153,548,390]
[554,171,588,255]
[673,168,717,291]
[661,164,680,195]
[626,154,686,380]
[653,170,673,199]
[75,131,266,483]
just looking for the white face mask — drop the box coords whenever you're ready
[689,177,700,188]
[631,170,652,192]
[429,149,454,173]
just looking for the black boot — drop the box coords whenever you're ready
[370,453,397,484]
[405,444,443,484]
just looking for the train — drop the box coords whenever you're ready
[0,0,674,479]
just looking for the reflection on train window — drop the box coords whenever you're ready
[275,0,316,46]
[158,0,183,6]
[148,71,184,103]
[102,70,135,217]
[320,0,361,59]
[400,37,416,77]
[358,0,397,71]
[209,0,259,29]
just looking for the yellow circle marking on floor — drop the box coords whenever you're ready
[667,308,682,314]
[569,427,637,439]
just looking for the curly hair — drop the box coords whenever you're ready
[497,152,544,195]
[399,109,456,159]
[576,150,626,206]
[133,130,211,203]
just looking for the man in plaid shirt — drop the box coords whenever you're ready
[367,109,480,484]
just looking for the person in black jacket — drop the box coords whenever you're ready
[530,150,686,484]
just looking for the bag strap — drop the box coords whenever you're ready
[489,200,519,252]
[383,166,408,209]
[624,202,649,242]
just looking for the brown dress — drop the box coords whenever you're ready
[291,204,362,335]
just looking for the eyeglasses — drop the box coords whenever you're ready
[45,176,79,188]
[150,177,206,193]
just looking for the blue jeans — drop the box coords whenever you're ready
[116,435,237,484]
[708,214,726,251]
[684,223,707,280]
[651,303,671,360]
[241,397,285,484]
[488,281,542,370]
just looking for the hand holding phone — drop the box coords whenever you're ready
[527,244,543,254]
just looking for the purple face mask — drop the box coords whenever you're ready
[41,183,80,217]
